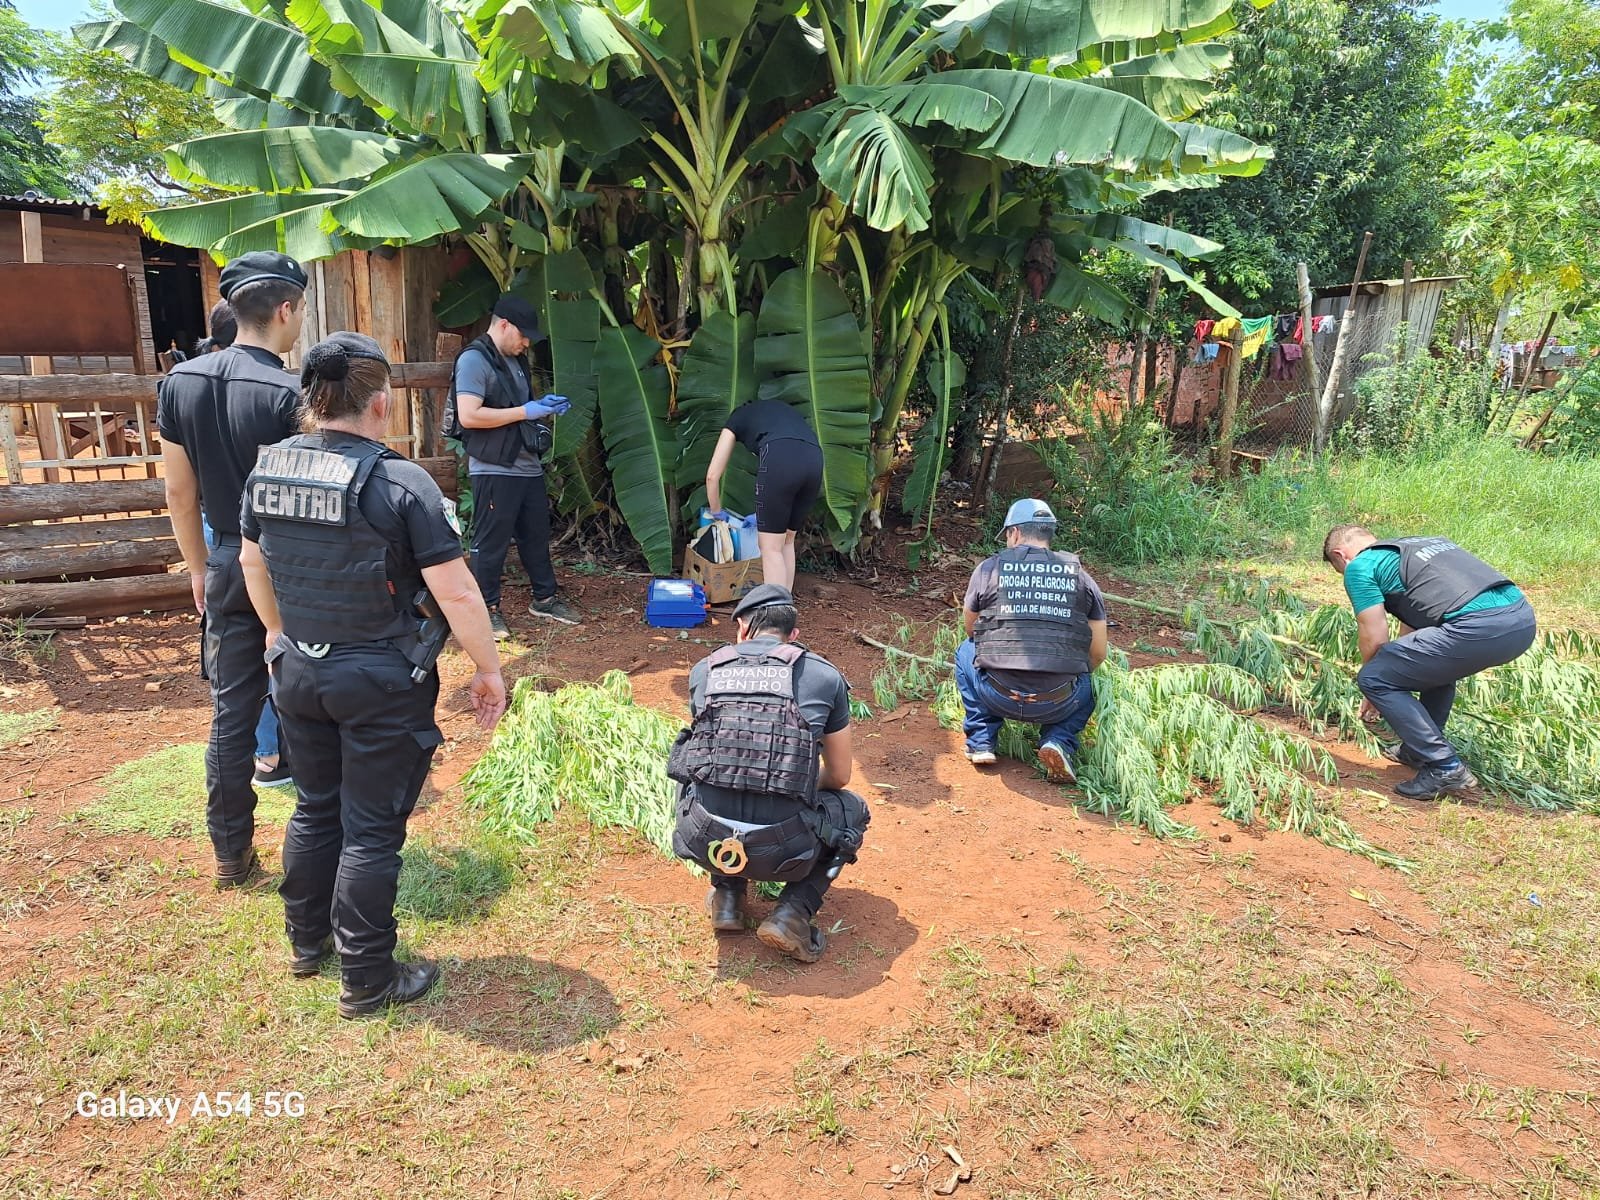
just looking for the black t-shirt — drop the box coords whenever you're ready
[964,551,1108,693]
[685,636,849,824]
[241,431,465,579]
[157,345,300,535]
[724,398,819,456]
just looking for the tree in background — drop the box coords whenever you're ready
[36,12,222,225]
[1159,0,1451,309]
[1488,0,1600,142]
[0,0,72,197]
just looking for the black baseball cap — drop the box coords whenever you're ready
[733,583,795,619]
[492,294,547,343]
[218,251,309,300]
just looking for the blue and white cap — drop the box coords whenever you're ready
[1002,497,1057,529]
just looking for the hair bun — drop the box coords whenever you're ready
[305,342,350,381]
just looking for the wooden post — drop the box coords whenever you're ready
[1214,323,1244,476]
[1398,259,1414,361]
[20,211,67,482]
[1295,263,1322,442]
[1313,230,1373,454]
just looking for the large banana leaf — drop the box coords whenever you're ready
[814,109,934,235]
[75,18,204,90]
[165,127,411,193]
[675,310,756,519]
[471,0,640,89]
[327,153,530,241]
[648,0,760,59]
[902,329,964,526]
[596,325,679,574]
[930,70,1180,172]
[1110,240,1238,316]
[1161,121,1272,178]
[754,268,872,542]
[142,189,375,262]
[286,0,487,142]
[113,0,367,121]
[837,82,1003,134]
[1084,214,1223,259]
[1080,44,1231,121]
[934,0,1239,60]
[1040,260,1140,325]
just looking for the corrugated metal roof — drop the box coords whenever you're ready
[0,192,103,215]
[1312,275,1464,297]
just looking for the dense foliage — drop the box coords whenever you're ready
[0,0,71,197]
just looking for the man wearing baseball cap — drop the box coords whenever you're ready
[667,584,870,963]
[956,498,1108,783]
[158,251,308,887]
[444,292,580,637]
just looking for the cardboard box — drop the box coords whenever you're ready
[683,542,763,605]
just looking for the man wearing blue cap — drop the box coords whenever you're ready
[159,251,308,886]
[956,498,1108,782]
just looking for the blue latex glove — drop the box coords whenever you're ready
[708,510,731,523]
[522,394,568,420]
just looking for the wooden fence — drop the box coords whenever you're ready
[1,363,456,620]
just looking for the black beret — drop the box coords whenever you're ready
[733,583,795,618]
[218,251,309,300]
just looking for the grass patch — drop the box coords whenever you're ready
[396,837,519,924]
[0,707,58,750]
[74,744,295,839]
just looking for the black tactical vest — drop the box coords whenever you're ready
[1370,537,1513,628]
[446,335,538,467]
[974,545,1093,677]
[667,642,819,801]
[248,434,423,645]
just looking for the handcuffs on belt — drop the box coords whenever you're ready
[705,837,748,874]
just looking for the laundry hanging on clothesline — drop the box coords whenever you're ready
[1212,315,1275,360]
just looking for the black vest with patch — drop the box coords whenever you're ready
[973,545,1093,677]
[249,434,422,645]
[1370,537,1513,628]
[667,642,819,802]
[445,334,538,467]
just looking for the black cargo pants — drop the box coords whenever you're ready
[270,639,443,987]
[202,538,269,860]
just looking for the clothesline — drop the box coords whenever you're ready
[1192,313,1337,362]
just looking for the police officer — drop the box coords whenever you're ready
[1322,525,1537,798]
[956,498,1109,783]
[158,251,307,887]
[669,584,869,963]
[447,293,580,637]
[239,333,508,1018]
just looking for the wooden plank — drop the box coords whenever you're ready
[200,254,222,313]
[0,478,168,524]
[351,250,375,338]
[417,454,458,500]
[0,515,174,552]
[369,250,410,446]
[321,253,356,332]
[0,364,448,406]
[0,572,191,618]
[20,212,65,484]
[1,537,181,581]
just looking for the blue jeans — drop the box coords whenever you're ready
[205,515,281,762]
[954,639,1096,756]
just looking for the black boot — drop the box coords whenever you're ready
[1394,762,1477,799]
[288,935,334,978]
[338,961,440,1019]
[705,886,745,932]
[214,848,260,889]
[757,902,827,963]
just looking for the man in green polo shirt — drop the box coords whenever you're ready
[1322,526,1537,798]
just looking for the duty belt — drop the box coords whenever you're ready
[987,674,1076,705]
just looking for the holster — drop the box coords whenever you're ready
[671,788,822,882]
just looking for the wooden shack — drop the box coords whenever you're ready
[0,198,461,620]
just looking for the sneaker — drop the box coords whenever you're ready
[1037,741,1076,784]
[966,747,998,766]
[1394,762,1478,799]
[528,595,582,625]
[1379,742,1427,769]
[487,608,511,641]
[253,758,294,788]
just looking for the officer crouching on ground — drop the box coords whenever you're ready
[956,498,1108,782]
[1322,525,1536,798]
[240,333,508,1018]
[669,584,870,963]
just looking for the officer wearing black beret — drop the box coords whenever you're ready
[158,251,309,887]
[669,584,870,962]
[240,332,508,1017]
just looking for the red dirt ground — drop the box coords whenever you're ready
[2,536,1597,1198]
